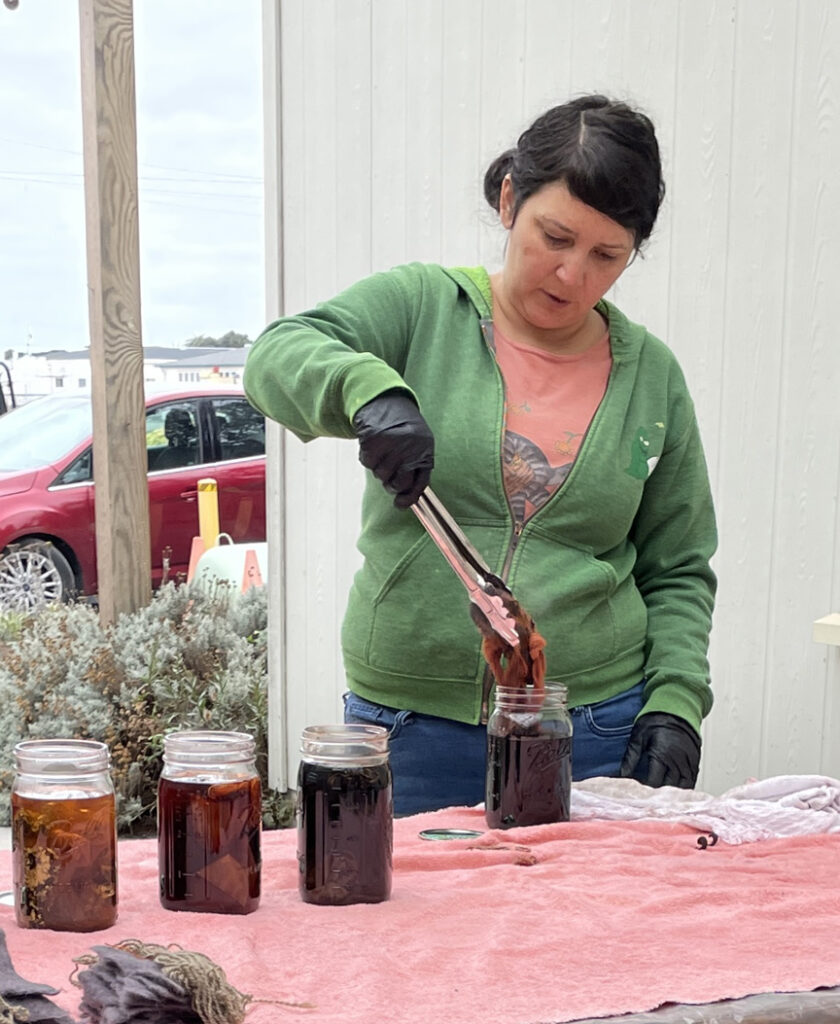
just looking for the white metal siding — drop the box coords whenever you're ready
[269,0,840,794]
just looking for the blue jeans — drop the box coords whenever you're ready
[343,682,645,817]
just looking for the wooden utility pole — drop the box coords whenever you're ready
[79,0,151,622]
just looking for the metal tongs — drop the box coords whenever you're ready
[411,488,520,647]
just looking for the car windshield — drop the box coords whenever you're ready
[0,394,92,472]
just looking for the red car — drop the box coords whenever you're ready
[0,387,266,611]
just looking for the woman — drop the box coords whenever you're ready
[244,95,717,815]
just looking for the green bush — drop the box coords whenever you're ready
[0,582,295,834]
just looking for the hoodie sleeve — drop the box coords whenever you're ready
[629,388,718,736]
[243,265,425,442]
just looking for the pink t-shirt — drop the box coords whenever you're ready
[493,324,612,524]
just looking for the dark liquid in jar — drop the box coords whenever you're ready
[485,733,572,829]
[158,776,261,914]
[12,792,117,931]
[297,761,393,905]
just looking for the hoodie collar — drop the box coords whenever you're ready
[444,266,493,318]
[442,264,643,362]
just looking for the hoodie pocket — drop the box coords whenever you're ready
[348,533,483,681]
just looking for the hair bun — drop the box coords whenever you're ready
[482,149,516,212]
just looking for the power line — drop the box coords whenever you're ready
[0,172,261,203]
[0,168,261,188]
[0,134,261,182]
[0,178,262,218]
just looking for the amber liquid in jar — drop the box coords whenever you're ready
[12,792,117,931]
[158,775,261,914]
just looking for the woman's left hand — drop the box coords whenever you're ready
[619,712,701,789]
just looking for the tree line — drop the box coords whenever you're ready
[185,331,251,348]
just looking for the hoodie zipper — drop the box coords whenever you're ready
[479,516,524,723]
[474,302,619,722]
[478,317,524,723]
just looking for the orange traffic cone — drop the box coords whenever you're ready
[241,548,264,592]
[187,536,206,583]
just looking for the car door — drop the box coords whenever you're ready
[146,399,204,583]
[50,446,98,592]
[200,396,267,545]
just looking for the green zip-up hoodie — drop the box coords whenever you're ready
[244,263,717,733]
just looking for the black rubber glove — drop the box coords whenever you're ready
[619,712,701,789]
[352,391,434,509]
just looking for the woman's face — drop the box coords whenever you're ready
[497,177,635,339]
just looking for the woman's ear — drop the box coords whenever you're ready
[499,174,515,229]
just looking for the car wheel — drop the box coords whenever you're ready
[0,540,77,612]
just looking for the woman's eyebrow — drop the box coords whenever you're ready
[541,216,630,250]
[541,216,576,234]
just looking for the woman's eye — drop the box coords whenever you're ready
[543,232,569,248]
[595,250,618,262]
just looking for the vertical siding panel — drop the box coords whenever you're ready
[666,1,736,792]
[522,0,574,114]
[299,0,337,301]
[403,0,444,261]
[565,0,622,89]
[666,0,734,468]
[763,1,840,779]
[280,0,322,746]
[334,2,372,290]
[331,0,372,743]
[301,0,340,739]
[280,1,371,775]
[371,0,407,270]
[477,0,528,269]
[823,424,840,771]
[440,1,484,265]
[703,2,797,790]
[279,0,306,311]
[821,443,840,772]
[277,0,308,772]
[297,0,340,739]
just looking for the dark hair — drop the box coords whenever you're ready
[483,95,665,249]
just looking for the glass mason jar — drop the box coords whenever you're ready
[297,724,393,906]
[11,738,118,931]
[158,730,261,915]
[485,683,573,829]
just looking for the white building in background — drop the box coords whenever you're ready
[2,346,248,403]
[266,1,840,796]
[155,348,248,388]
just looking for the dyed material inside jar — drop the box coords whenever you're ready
[158,776,261,914]
[12,792,117,931]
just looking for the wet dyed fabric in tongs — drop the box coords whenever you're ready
[411,488,546,688]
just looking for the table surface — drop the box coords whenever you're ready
[572,988,840,1023]
[1,809,839,1024]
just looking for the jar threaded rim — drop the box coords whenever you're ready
[162,729,256,766]
[300,724,389,765]
[13,738,111,775]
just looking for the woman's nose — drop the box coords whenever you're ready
[555,254,583,286]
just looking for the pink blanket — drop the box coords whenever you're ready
[2,806,840,1024]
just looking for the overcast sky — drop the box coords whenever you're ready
[0,0,264,354]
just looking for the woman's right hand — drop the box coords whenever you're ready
[353,391,435,508]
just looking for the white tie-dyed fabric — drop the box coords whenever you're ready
[571,773,840,843]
